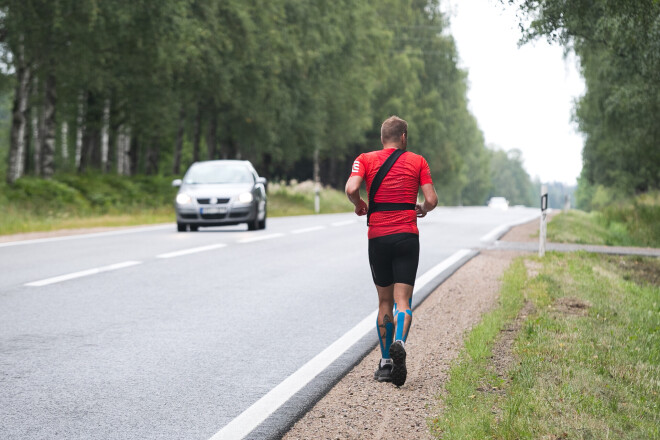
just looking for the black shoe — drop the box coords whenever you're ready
[390,341,407,387]
[374,362,393,382]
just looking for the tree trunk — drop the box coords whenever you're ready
[206,109,217,160]
[32,81,41,177]
[101,99,110,172]
[84,93,101,170]
[7,46,31,184]
[313,147,320,214]
[172,104,185,174]
[192,102,202,162]
[75,92,85,169]
[40,71,56,178]
[116,126,131,176]
[61,122,69,161]
[146,137,160,175]
[129,135,139,176]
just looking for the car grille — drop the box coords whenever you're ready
[197,197,230,205]
[200,213,228,220]
[180,213,198,220]
[229,212,249,218]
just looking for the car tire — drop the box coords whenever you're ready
[190,225,199,232]
[247,216,259,231]
[258,213,266,230]
[177,222,186,232]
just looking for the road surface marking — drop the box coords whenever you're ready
[210,249,473,440]
[0,224,173,248]
[291,226,326,234]
[157,244,227,259]
[331,220,356,227]
[237,233,285,244]
[480,213,541,243]
[25,261,142,287]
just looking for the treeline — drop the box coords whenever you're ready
[510,0,660,207]
[0,0,543,207]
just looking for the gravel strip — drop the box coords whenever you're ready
[282,249,527,440]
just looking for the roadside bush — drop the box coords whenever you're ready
[2,177,89,210]
[601,191,660,247]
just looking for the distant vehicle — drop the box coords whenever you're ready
[487,197,509,210]
[172,160,267,232]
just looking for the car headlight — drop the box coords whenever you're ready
[176,193,194,205]
[237,192,254,203]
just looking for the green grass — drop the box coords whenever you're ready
[0,175,353,236]
[548,192,660,248]
[265,180,353,217]
[547,210,630,246]
[431,252,660,439]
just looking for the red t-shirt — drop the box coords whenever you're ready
[351,148,433,239]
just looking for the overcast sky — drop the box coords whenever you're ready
[445,0,586,185]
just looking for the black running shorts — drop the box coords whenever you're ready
[368,233,420,287]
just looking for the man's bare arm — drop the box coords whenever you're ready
[345,175,368,216]
[416,183,438,217]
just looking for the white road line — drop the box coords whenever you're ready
[237,233,285,244]
[331,220,356,227]
[157,244,227,259]
[210,249,472,440]
[25,261,142,287]
[291,226,326,234]
[0,224,173,248]
[480,213,541,243]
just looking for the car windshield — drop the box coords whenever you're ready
[184,163,254,184]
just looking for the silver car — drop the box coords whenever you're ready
[172,160,267,232]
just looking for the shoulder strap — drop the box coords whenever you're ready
[367,149,406,226]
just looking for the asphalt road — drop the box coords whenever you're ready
[0,207,538,439]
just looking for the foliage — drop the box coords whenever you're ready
[547,192,660,247]
[488,147,536,206]
[0,0,518,206]
[432,252,660,439]
[507,0,660,198]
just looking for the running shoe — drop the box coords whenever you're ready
[373,362,393,382]
[389,340,407,387]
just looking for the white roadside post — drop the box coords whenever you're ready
[539,185,548,257]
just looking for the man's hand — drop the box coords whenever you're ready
[354,199,368,216]
[415,203,427,218]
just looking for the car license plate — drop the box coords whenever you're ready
[201,207,227,214]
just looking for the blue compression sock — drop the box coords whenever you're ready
[377,315,394,359]
[395,309,413,342]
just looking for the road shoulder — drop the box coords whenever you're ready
[282,249,527,440]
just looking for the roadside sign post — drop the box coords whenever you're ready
[539,185,548,257]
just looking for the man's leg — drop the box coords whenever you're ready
[393,283,414,342]
[376,284,395,359]
[390,284,413,387]
[389,234,419,387]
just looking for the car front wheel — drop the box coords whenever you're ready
[247,215,259,231]
[177,222,186,232]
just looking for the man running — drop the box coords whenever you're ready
[345,115,438,387]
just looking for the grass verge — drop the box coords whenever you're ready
[0,175,353,236]
[548,192,660,248]
[431,251,660,439]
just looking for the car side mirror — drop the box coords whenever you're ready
[256,177,267,185]
[172,179,182,187]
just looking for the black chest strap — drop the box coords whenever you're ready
[367,149,416,226]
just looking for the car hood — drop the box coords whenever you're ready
[179,183,254,198]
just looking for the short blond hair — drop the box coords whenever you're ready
[381,116,408,143]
